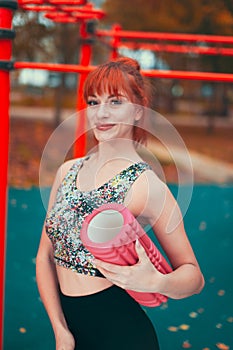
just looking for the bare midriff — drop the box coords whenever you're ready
[56,265,113,296]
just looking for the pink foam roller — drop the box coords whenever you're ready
[80,203,172,307]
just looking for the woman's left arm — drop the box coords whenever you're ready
[94,171,205,299]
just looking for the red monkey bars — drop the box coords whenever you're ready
[13,61,233,82]
[17,0,105,158]
[1,1,233,348]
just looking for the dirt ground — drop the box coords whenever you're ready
[8,117,233,188]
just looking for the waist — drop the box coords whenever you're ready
[54,255,104,277]
[56,264,113,296]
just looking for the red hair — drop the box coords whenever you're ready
[83,57,150,144]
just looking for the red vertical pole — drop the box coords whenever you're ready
[74,21,92,158]
[110,24,121,60]
[0,1,17,347]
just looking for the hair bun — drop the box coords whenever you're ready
[116,57,141,72]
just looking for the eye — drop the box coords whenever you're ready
[110,98,123,106]
[87,99,98,107]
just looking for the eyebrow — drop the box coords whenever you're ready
[107,95,119,100]
[108,94,125,98]
[88,94,125,99]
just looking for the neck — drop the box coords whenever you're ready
[93,138,139,163]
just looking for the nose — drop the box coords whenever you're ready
[96,103,110,119]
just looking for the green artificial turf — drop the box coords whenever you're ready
[4,185,233,349]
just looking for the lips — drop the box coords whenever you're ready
[96,124,115,131]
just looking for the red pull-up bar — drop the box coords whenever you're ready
[117,41,233,57]
[14,61,233,83]
[18,0,87,5]
[97,28,233,45]
[18,0,105,22]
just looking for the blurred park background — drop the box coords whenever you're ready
[5,0,233,349]
[9,0,233,187]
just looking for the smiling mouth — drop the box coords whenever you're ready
[96,124,115,131]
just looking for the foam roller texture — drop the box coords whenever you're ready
[80,203,172,307]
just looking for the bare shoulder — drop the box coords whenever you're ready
[55,157,84,183]
[47,157,83,209]
[125,168,167,217]
[135,168,167,198]
[57,158,78,176]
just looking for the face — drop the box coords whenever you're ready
[86,92,141,143]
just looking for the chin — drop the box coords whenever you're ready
[93,131,116,142]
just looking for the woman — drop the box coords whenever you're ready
[36,57,204,350]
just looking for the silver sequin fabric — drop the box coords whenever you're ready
[45,156,151,277]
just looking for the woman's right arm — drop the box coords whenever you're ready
[36,161,76,350]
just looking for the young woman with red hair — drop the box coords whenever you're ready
[36,57,204,350]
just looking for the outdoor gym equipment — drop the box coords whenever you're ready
[1,0,233,347]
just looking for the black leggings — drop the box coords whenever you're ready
[59,285,160,350]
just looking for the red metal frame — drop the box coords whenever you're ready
[14,61,93,72]
[19,0,105,22]
[0,3,17,348]
[109,24,122,60]
[18,0,87,5]
[14,61,233,82]
[117,41,233,57]
[1,2,233,348]
[98,25,233,58]
[74,22,92,157]
[97,28,233,44]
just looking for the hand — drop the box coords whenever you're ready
[55,328,75,350]
[94,240,163,293]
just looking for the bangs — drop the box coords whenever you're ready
[83,60,147,144]
[83,64,133,101]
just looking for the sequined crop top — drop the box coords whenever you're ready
[45,156,151,277]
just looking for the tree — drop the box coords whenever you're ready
[13,9,81,125]
[102,0,233,117]
[102,0,233,72]
[103,0,233,35]
[13,9,80,63]
[13,9,55,61]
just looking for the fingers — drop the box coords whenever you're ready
[94,259,123,273]
[135,239,149,263]
[93,241,158,291]
[94,240,149,272]
[95,263,131,289]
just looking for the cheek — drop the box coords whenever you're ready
[115,106,135,123]
[87,110,95,127]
